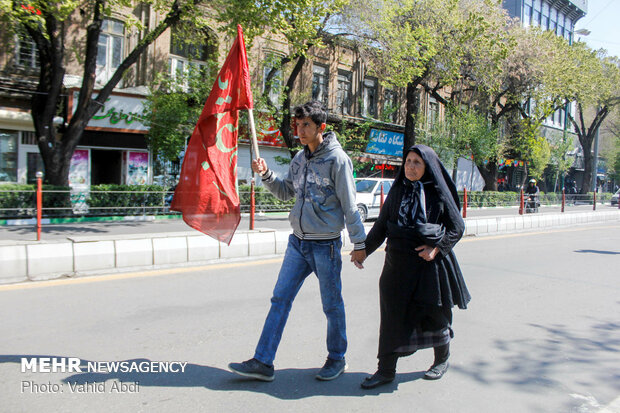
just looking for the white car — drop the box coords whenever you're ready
[355,178,394,222]
[612,188,619,206]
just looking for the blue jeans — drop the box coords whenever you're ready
[254,235,346,366]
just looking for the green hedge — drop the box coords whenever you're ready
[0,184,72,218]
[86,184,168,216]
[238,184,295,212]
[458,191,614,208]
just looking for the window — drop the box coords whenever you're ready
[383,90,398,122]
[15,31,39,69]
[565,18,573,42]
[523,4,532,27]
[96,19,124,85]
[550,7,557,32]
[532,0,541,27]
[0,130,18,182]
[362,77,378,118]
[27,152,45,184]
[312,64,329,106]
[168,26,212,84]
[336,70,352,116]
[542,2,550,30]
[523,0,533,27]
[428,96,439,129]
[262,55,283,107]
[557,12,564,37]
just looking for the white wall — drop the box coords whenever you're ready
[237,143,291,185]
[455,157,485,191]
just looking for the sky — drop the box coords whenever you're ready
[574,0,620,58]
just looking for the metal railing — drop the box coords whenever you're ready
[0,188,616,220]
[0,189,294,219]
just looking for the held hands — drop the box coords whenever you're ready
[350,249,367,269]
[415,245,439,262]
[251,158,268,175]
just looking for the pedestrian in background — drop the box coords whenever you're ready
[229,101,367,382]
[356,144,470,389]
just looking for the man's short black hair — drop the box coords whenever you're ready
[293,100,327,126]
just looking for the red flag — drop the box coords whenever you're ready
[171,25,253,245]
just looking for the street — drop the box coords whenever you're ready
[1,224,619,412]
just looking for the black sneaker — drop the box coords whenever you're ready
[316,358,347,381]
[423,361,449,380]
[228,358,275,382]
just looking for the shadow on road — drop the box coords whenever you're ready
[452,318,620,411]
[0,355,427,399]
[574,249,620,255]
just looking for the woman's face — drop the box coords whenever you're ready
[404,151,426,182]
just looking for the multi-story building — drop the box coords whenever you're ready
[0,5,416,188]
[502,0,587,189]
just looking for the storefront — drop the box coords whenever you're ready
[0,91,151,187]
[0,108,38,184]
[66,89,151,188]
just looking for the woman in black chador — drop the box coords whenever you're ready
[359,145,471,389]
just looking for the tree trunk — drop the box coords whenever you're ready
[25,0,190,186]
[479,161,498,191]
[278,55,306,157]
[580,133,593,194]
[572,105,609,194]
[403,81,420,153]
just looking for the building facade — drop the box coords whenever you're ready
[0,5,452,189]
[502,0,587,190]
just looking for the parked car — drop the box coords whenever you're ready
[355,178,394,222]
[612,189,619,206]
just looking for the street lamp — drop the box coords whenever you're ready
[574,28,591,38]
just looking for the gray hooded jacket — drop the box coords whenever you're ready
[261,131,366,249]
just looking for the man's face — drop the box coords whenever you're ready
[295,116,325,147]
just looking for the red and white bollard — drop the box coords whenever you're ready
[36,171,43,241]
[462,187,468,218]
[250,178,256,230]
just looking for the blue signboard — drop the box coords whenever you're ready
[365,128,404,157]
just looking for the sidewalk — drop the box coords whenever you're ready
[1,206,619,285]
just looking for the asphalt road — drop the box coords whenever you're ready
[1,224,619,412]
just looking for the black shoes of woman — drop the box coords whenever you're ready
[360,372,395,389]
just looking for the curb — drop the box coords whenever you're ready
[1,210,619,285]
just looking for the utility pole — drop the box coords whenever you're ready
[591,123,599,192]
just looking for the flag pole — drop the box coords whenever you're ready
[248,108,260,230]
[248,109,260,160]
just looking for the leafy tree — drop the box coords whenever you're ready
[0,0,209,185]
[564,47,620,193]
[469,25,577,189]
[418,105,501,188]
[216,0,350,156]
[143,64,217,163]
[352,0,509,152]
[546,130,574,191]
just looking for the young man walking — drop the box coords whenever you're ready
[229,101,367,382]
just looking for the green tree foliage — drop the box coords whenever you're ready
[350,0,510,150]
[564,48,620,193]
[143,64,217,162]
[215,0,350,155]
[418,106,500,184]
[0,0,210,185]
